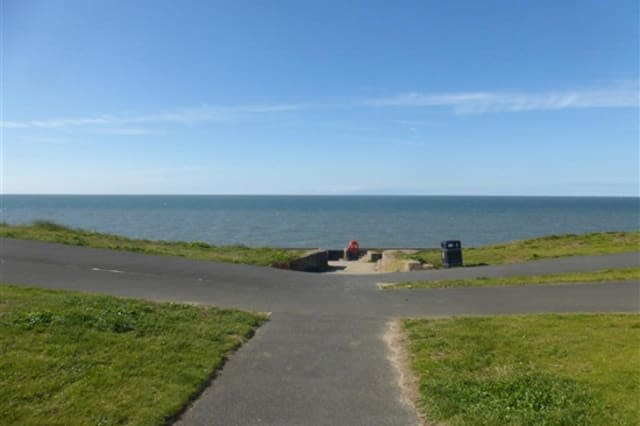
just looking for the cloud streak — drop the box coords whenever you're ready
[1,103,301,129]
[364,84,639,113]
[2,84,637,130]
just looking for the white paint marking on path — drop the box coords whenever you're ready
[91,267,125,274]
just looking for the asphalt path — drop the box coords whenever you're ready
[1,238,639,425]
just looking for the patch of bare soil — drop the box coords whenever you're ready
[383,320,429,426]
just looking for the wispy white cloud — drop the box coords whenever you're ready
[127,103,301,125]
[1,84,637,130]
[0,103,301,129]
[2,117,115,129]
[364,84,639,113]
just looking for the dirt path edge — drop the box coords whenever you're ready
[383,319,429,426]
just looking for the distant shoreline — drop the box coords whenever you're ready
[2,193,639,198]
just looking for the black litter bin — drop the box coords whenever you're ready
[441,240,463,268]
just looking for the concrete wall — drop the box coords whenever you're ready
[289,249,329,272]
[327,250,344,261]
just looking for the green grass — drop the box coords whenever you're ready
[386,267,640,290]
[406,231,640,268]
[0,221,304,268]
[403,314,640,425]
[0,285,267,425]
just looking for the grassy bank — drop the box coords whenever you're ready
[386,267,640,290]
[403,314,640,425]
[406,231,640,268]
[0,221,303,268]
[2,223,638,270]
[0,285,266,425]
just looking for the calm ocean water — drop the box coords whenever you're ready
[1,195,638,248]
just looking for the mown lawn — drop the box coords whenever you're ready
[403,314,640,425]
[0,221,303,268]
[406,231,640,268]
[386,267,640,290]
[0,285,267,425]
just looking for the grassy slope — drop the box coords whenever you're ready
[2,223,638,270]
[404,314,640,425]
[387,267,640,289]
[0,285,266,425]
[407,231,640,268]
[0,221,303,268]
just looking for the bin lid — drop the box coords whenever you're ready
[441,240,461,248]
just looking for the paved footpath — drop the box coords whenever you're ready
[1,238,639,425]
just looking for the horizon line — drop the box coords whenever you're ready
[2,193,639,198]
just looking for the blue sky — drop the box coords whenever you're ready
[2,0,638,195]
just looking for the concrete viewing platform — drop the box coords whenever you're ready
[291,247,436,274]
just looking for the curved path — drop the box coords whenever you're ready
[1,238,639,425]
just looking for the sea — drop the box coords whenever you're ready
[1,195,638,248]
